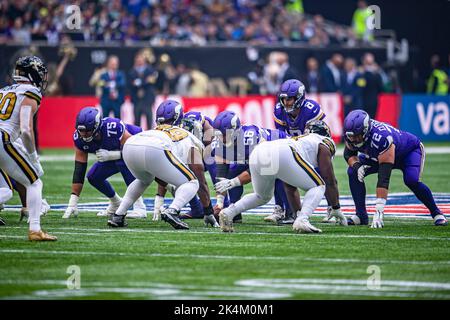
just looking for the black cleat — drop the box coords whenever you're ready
[233,213,243,223]
[161,208,189,230]
[278,212,297,225]
[107,213,128,228]
[0,216,5,226]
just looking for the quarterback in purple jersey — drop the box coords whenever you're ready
[274,79,326,137]
[212,110,294,223]
[63,107,146,219]
[343,110,448,227]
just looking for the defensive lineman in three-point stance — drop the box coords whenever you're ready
[219,120,347,233]
[0,55,56,240]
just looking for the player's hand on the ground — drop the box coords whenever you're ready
[204,214,220,228]
[63,194,79,218]
[214,177,240,194]
[95,149,121,162]
[371,198,386,228]
[330,207,348,226]
[29,151,44,176]
[153,195,164,221]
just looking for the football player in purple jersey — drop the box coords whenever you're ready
[63,107,146,219]
[343,110,448,227]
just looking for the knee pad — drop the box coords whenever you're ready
[404,177,419,188]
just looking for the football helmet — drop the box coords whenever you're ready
[13,56,48,92]
[155,100,184,125]
[278,79,306,113]
[343,109,371,148]
[75,107,103,142]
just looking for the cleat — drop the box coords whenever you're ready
[278,216,296,225]
[293,214,322,233]
[161,208,189,230]
[107,213,128,228]
[233,213,242,223]
[126,211,147,219]
[219,210,234,232]
[19,207,29,222]
[204,214,220,228]
[434,214,448,226]
[41,199,50,216]
[97,197,122,217]
[0,216,5,226]
[28,230,57,241]
[347,214,368,226]
[264,205,285,223]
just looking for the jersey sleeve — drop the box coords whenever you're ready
[273,103,287,130]
[19,84,42,106]
[303,100,325,123]
[369,130,394,158]
[320,137,336,158]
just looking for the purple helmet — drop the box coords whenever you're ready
[75,107,102,142]
[212,111,241,145]
[278,79,306,113]
[156,99,184,125]
[343,109,371,148]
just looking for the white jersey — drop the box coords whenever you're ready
[0,83,42,142]
[285,133,336,167]
[129,124,204,164]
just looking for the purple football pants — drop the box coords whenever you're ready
[87,160,136,198]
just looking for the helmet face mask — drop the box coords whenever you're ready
[343,110,371,148]
[76,107,102,142]
[278,79,306,114]
[13,56,48,92]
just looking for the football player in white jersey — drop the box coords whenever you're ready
[0,56,56,240]
[219,120,347,233]
[108,100,218,230]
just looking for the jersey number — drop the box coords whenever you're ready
[106,122,117,137]
[0,93,17,121]
[157,125,188,142]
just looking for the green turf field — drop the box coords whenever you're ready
[0,146,449,299]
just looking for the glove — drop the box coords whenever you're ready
[353,162,370,183]
[214,177,241,194]
[95,149,121,162]
[63,194,79,218]
[29,151,44,177]
[215,194,225,209]
[153,195,164,221]
[330,207,348,226]
[371,198,385,228]
[203,203,220,227]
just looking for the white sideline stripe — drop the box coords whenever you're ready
[39,146,450,162]
[1,248,449,266]
[5,226,450,241]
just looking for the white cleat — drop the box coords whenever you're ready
[128,197,147,219]
[97,197,122,217]
[41,199,50,216]
[293,214,322,233]
[264,205,285,223]
[219,210,234,233]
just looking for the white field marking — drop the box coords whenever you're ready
[5,226,450,242]
[39,147,450,162]
[1,248,449,266]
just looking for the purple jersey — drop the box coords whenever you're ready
[351,120,421,161]
[74,117,142,154]
[213,125,287,164]
[274,99,325,136]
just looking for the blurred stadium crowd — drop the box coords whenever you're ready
[1,0,375,46]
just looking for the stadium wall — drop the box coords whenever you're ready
[37,93,401,148]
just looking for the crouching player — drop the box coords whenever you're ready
[219,120,347,233]
[108,101,219,229]
[343,110,448,227]
[64,107,147,219]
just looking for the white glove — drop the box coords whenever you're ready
[215,194,225,209]
[355,164,370,183]
[63,194,79,218]
[204,214,220,228]
[214,177,241,194]
[330,207,348,226]
[153,195,164,221]
[371,198,385,228]
[95,149,121,162]
[29,151,44,177]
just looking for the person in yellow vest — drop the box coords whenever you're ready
[352,0,374,42]
[427,55,449,95]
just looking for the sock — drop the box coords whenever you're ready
[299,185,325,218]
[27,179,43,232]
[170,180,199,212]
[116,180,149,216]
[0,188,13,203]
[408,181,440,217]
[110,193,121,203]
[224,193,269,219]
[347,166,368,222]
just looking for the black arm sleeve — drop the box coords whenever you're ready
[377,163,394,189]
[72,161,87,184]
[216,163,229,179]
[343,146,358,163]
